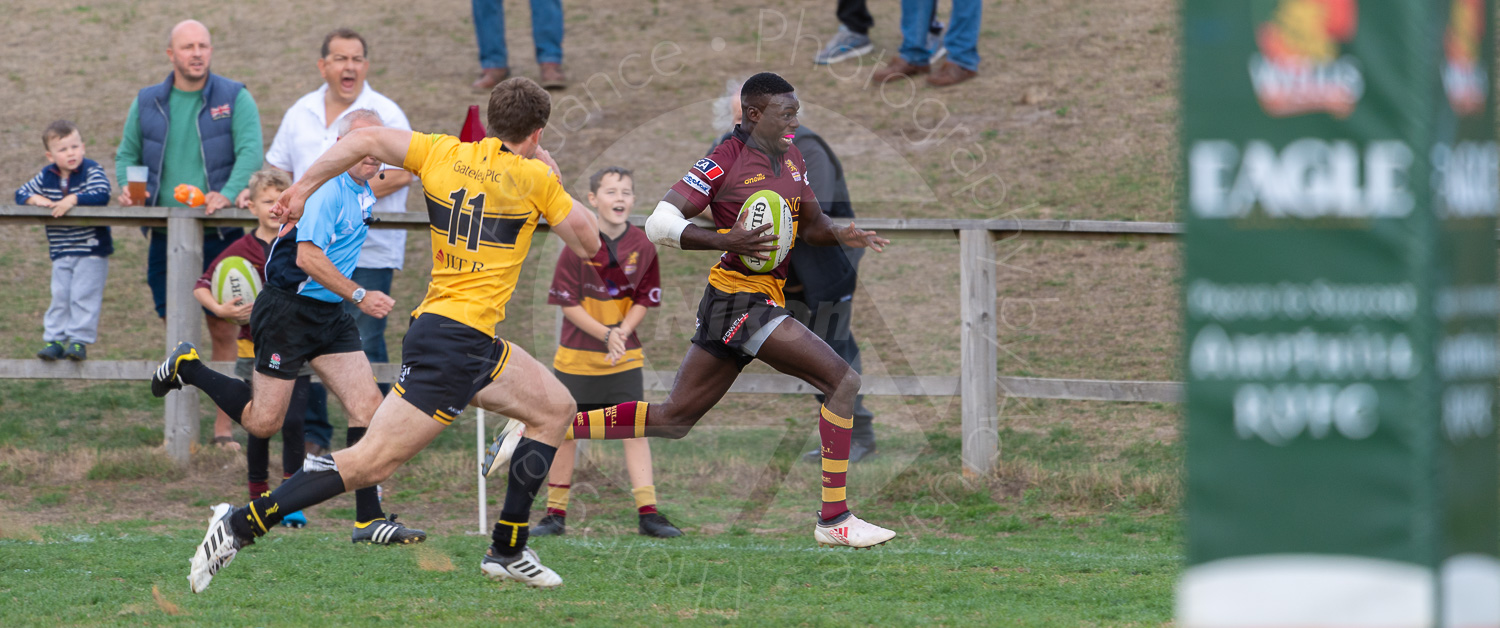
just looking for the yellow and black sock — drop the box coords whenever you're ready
[491,438,557,556]
[230,460,346,539]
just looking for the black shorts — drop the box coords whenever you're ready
[690,284,791,369]
[394,313,513,426]
[554,368,644,412]
[250,286,363,380]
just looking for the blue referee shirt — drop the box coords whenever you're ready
[265,172,375,302]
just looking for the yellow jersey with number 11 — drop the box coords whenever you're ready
[402,133,573,336]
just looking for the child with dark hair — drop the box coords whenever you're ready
[16,120,113,361]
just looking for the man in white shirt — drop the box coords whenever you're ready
[259,28,414,455]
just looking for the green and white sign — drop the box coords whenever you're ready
[1179,1,1499,625]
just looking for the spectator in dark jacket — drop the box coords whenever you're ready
[712,79,878,463]
[16,120,114,362]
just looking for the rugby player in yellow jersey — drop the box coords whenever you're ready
[487,72,896,548]
[188,78,601,592]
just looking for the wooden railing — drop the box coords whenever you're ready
[0,206,1181,476]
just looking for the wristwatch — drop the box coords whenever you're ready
[352,287,367,304]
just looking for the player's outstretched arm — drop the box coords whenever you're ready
[272,126,415,222]
[798,194,889,252]
[552,198,602,259]
[649,189,779,259]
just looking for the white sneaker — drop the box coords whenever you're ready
[481,546,563,588]
[187,503,250,593]
[481,418,526,479]
[814,512,896,548]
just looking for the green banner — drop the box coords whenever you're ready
[1179,1,1499,625]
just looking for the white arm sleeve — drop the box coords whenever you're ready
[645,200,692,249]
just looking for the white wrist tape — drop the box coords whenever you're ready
[645,200,691,249]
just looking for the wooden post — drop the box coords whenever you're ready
[960,229,998,477]
[164,213,203,466]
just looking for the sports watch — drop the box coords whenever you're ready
[352,287,367,304]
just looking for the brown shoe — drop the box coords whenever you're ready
[471,67,510,91]
[539,62,566,89]
[872,56,929,84]
[926,61,978,87]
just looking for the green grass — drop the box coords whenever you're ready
[0,517,1178,626]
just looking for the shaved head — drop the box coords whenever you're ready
[168,19,210,48]
[165,19,213,87]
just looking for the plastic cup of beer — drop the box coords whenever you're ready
[126,166,148,205]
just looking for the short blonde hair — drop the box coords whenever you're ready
[247,169,292,198]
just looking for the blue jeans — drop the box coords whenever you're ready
[146,227,243,318]
[901,0,982,71]
[472,0,564,68]
[303,267,396,449]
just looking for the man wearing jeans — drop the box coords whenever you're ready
[872,0,983,87]
[263,29,413,455]
[470,0,566,90]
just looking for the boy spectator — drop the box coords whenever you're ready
[16,120,113,362]
[193,169,310,527]
[532,167,682,538]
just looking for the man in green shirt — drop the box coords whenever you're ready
[116,19,263,449]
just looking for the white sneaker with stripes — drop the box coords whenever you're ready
[187,503,250,593]
[482,546,563,588]
[814,512,896,549]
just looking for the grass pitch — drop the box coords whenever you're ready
[0,515,1177,626]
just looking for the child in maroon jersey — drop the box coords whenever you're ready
[193,169,312,527]
[536,167,683,538]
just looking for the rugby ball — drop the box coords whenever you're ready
[211,256,262,325]
[736,190,795,273]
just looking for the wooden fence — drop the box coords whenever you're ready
[0,206,1183,476]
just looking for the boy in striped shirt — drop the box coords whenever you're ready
[15,120,113,361]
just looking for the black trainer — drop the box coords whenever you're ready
[639,512,684,538]
[532,513,565,537]
[64,342,87,362]
[151,342,200,398]
[351,514,427,545]
[36,341,64,361]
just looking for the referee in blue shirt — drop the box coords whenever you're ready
[152,109,424,545]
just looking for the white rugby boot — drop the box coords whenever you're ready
[481,545,563,589]
[187,503,252,593]
[814,512,896,549]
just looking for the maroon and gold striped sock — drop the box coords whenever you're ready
[545,483,570,517]
[819,405,852,522]
[565,401,650,440]
[633,485,658,515]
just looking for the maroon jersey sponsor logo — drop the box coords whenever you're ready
[695,158,725,180]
